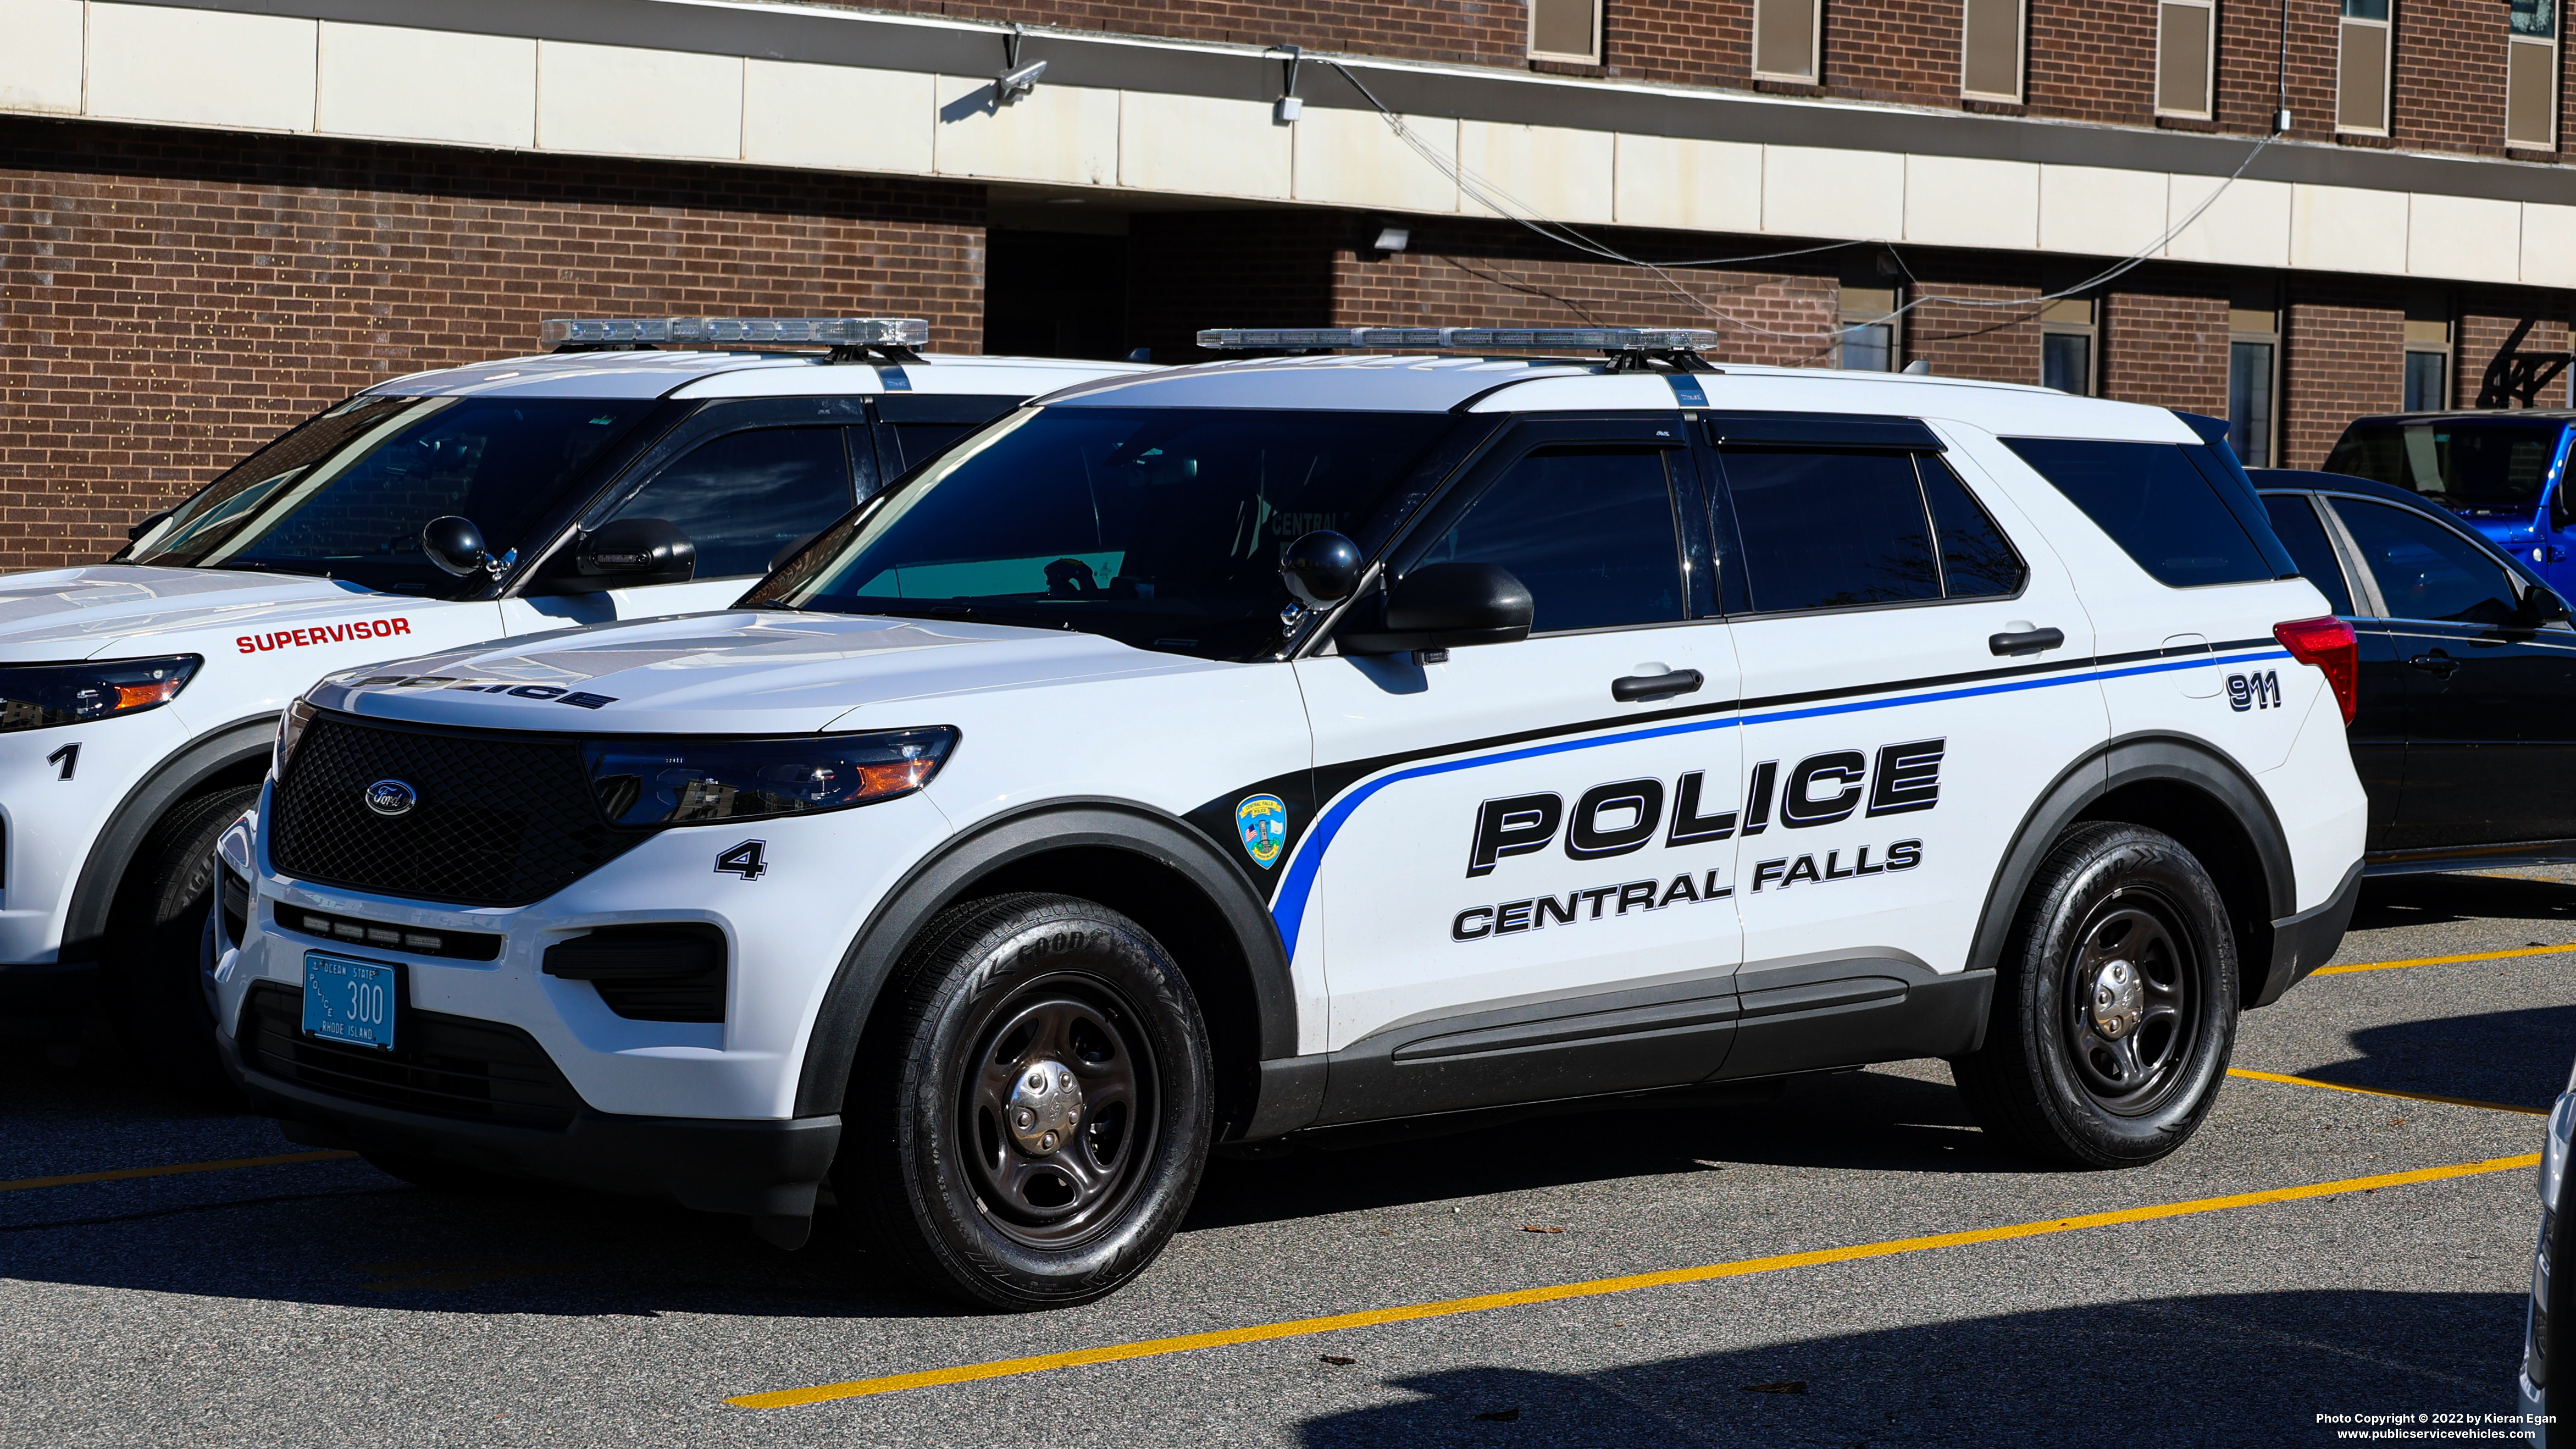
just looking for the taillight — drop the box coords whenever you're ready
[2274,616,2358,725]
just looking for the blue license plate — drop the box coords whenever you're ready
[302,952,397,1052]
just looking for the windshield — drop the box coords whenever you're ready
[749,407,1458,660]
[131,396,655,591]
[2324,419,2568,513]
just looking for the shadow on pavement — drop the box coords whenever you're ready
[2350,871,2576,933]
[2290,1003,2576,1114]
[1295,1290,2523,1448]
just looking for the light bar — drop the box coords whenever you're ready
[539,317,930,348]
[1195,326,1721,352]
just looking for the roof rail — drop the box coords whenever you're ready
[538,316,928,364]
[1195,327,1721,373]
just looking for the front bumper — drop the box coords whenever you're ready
[224,1027,840,1218]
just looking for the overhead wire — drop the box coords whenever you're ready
[1319,58,2283,358]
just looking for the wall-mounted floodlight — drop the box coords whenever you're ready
[996,26,1044,103]
[1372,226,1411,253]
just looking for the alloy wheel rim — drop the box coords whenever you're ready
[958,975,1158,1247]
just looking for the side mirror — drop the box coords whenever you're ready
[2522,585,2573,627]
[1280,530,1364,609]
[1336,562,1534,655]
[557,517,697,593]
[421,516,503,578]
[768,532,819,575]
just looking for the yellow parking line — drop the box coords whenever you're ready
[2312,943,2576,976]
[725,1152,2539,1410]
[2227,1067,2547,1116]
[0,1149,357,1195]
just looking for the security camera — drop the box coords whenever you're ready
[997,59,1046,101]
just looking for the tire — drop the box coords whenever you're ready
[102,783,261,1102]
[1950,821,2239,1169]
[846,892,1215,1312]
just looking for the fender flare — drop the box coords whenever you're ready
[1968,731,2295,1002]
[60,712,278,965]
[790,798,1298,1119]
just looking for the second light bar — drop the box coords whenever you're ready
[1196,326,1721,352]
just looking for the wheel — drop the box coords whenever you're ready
[846,892,1214,1311]
[1950,821,2239,1169]
[102,783,261,1102]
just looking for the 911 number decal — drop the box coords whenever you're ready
[2228,671,2281,711]
[714,840,769,881]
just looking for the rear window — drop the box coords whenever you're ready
[2323,419,2566,514]
[2003,438,2273,588]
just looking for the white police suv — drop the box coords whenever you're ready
[213,327,2368,1310]
[0,317,1146,1081]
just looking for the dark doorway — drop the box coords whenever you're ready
[985,229,1131,360]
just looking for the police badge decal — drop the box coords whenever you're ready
[1234,794,1288,869]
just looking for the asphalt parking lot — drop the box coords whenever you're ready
[5,871,2570,1448]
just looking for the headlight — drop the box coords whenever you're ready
[582,727,959,828]
[274,696,318,777]
[0,655,200,733]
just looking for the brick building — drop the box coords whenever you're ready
[3,0,2572,570]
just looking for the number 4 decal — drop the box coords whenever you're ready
[45,743,77,780]
[715,839,768,881]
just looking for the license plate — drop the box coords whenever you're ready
[302,952,398,1052]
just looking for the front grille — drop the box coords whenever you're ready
[542,923,727,1022]
[270,714,649,906]
[239,981,585,1129]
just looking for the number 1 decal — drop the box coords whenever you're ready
[715,840,769,881]
[45,743,77,780]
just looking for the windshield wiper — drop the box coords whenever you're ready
[208,559,336,579]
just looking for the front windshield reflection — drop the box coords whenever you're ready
[132,396,654,592]
[751,407,1456,661]
[2326,420,2568,513]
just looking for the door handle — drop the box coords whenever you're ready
[1988,627,2066,656]
[1611,668,1704,703]
[2409,652,2461,678]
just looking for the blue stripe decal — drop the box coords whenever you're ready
[1267,648,2295,959]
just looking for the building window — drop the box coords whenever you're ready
[2509,0,2560,148]
[1528,0,1603,63]
[1837,285,1899,370]
[1963,0,2028,101]
[1754,0,1822,81]
[2156,0,2218,118]
[2338,0,2394,134]
[2040,298,2095,395]
[2229,283,2280,467]
[2403,294,2450,411]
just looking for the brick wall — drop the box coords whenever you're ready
[0,118,984,572]
[1900,266,2043,383]
[845,0,2568,158]
[2102,281,2230,414]
[2283,286,2405,469]
[2457,292,2574,407]
[1126,209,1345,360]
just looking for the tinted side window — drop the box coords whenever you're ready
[1919,457,2027,598]
[608,427,856,578]
[2259,494,2355,616]
[880,421,978,475]
[1417,447,1684,633]
[2329,497,2520,626]
[1720,450,1940,612]
[2003,438,2269,588]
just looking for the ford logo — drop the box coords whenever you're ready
[363,779,418,817]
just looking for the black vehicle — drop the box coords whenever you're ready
[2254,468,2576,873]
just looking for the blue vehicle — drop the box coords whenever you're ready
[2325,411,2576,595]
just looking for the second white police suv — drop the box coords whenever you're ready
[0,316,1145,1078]
[213,326,2370,1310]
